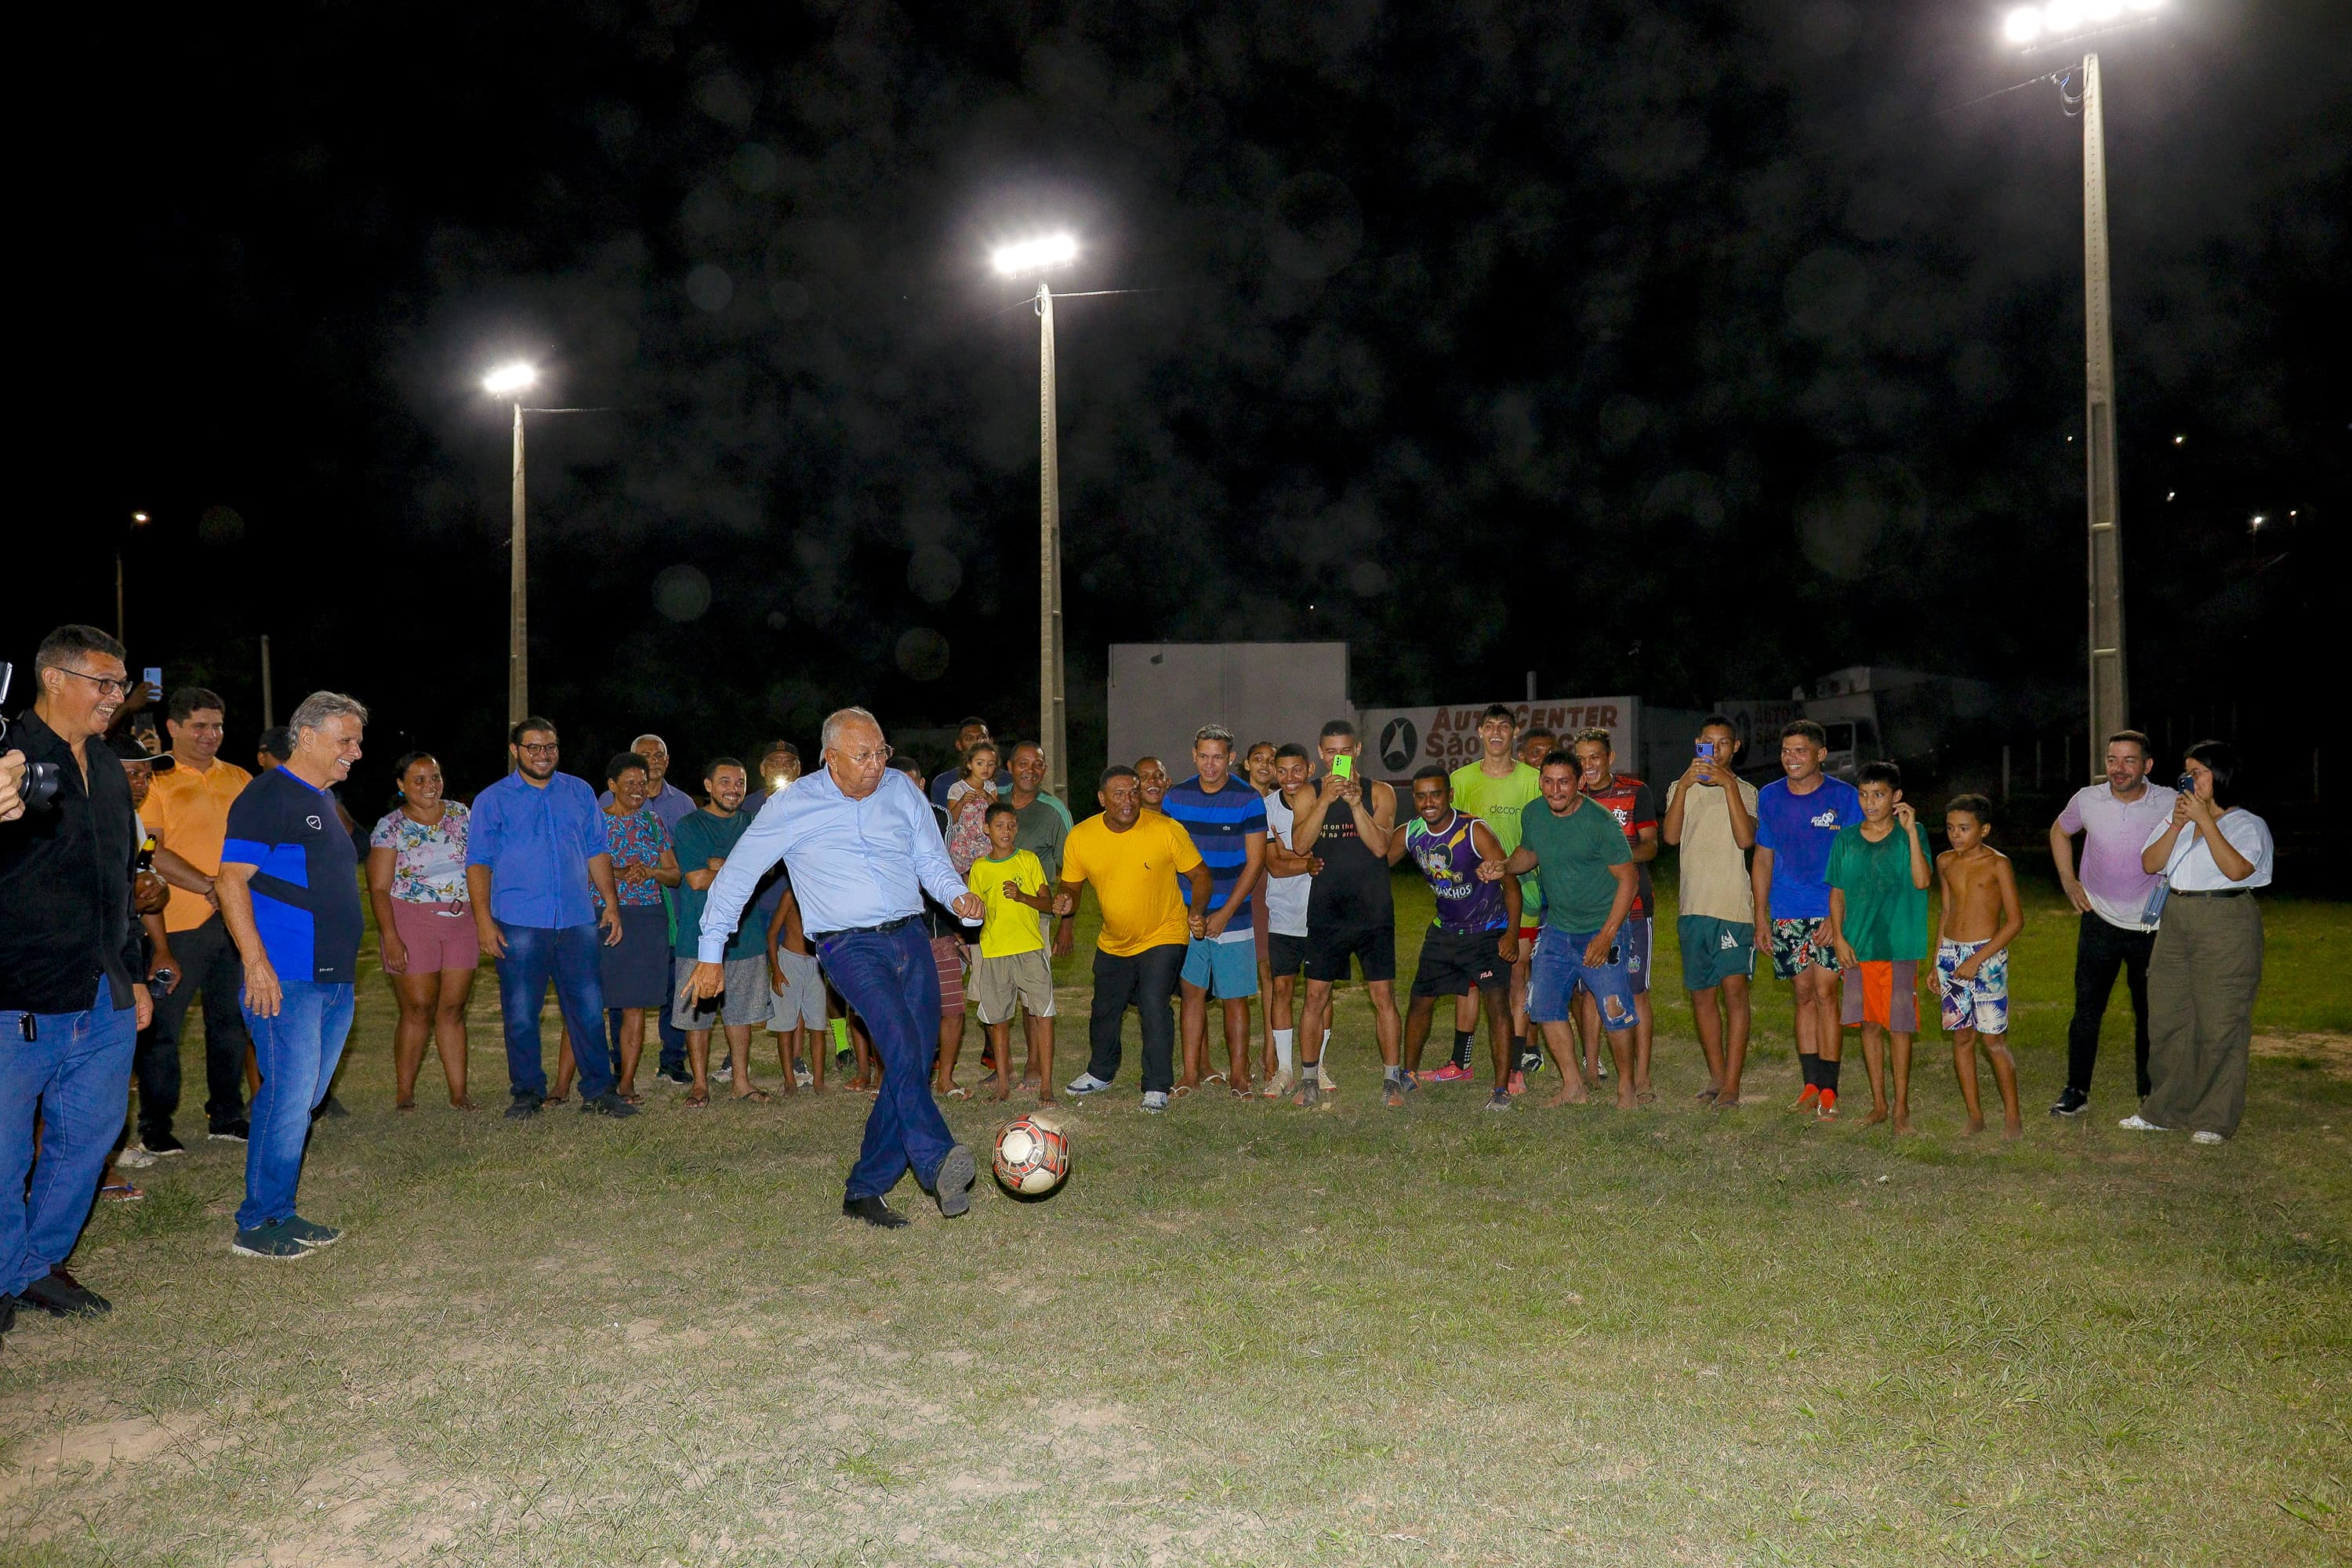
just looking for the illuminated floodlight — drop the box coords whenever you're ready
[130,510,151,524]
[2016,0,2162,44]
[992,234,1078,276]
[2042,0,2084,31]
[482,362,538,396]
[2083,0,2122,20]
[2004,7,2043,42]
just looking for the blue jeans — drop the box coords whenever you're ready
[818,924,955,1201]
[237,982,354,1232]
[496,922,613,1102]
[1,979,137,1297]
[1527,927,1637,1029]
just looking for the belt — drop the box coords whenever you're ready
[811,915,917,942]
[2171,887,2251,899]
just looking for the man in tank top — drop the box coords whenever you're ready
[1285,720,1402,1108]
[1388,764,1520,1109]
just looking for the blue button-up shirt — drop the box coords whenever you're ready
[699,768,969,960]
[466,771,609,930]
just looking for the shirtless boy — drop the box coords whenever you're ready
[1936,795,2025,1137]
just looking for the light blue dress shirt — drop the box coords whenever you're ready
[466,771,609,930]
[698,768,970,960]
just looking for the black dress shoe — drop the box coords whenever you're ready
[842,1195,909,1229]
[583,1091,639,1118]
[20,1267,111,1318]
[503,1095,542,1121]
[208,1120,250,1142]
[312,1094,350,1121]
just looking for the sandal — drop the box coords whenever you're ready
[684,1091,711,1110]
[732,1087,773,1103]
[100,1181,145,1202]
[1693,1087,1721,1105]
[943,1085,971,1101]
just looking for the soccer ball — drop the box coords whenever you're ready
[992,1113,1071,1199]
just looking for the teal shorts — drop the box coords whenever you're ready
[1677,916,1755,990]
[1180,936,1260,999]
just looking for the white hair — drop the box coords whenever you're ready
[631,733,666,750]
[821,706,882,753]
[289,691,368,735]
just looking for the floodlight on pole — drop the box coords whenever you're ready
[993,232,1079,800]
[483,362,538,396]
[992,234,1078,277]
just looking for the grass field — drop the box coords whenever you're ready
[5,862,2347,1566]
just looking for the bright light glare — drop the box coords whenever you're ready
[482,362,538,396]
[2083,0,2122,20]
[991,234,1078,276]
[2018,0,2161,42]
[130,511,151,524]
[2043,1,2084,31]
[2127,0,2162,10]
[2004,7,2042,42]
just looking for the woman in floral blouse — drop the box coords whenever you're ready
[554,753,681,1103]
[366,752,476,1109]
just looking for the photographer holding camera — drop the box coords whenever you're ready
[0,626,149,1332]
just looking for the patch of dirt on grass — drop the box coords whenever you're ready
[2252,1033,2352,1073]
[0,1410,214,1504]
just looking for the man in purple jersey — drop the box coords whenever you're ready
[1388,766,1521,1110]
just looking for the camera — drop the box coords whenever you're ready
[0,661,63,812]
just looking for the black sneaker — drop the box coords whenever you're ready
[930,1145,976,1218]
[312,1094,350,1121]
[18,1267,111,1318]
[503,1095,542,1121]
[654,1067,693,1088]
[2050,1087,2090,1119]
[208,1120,250,1142]
[842,1195,909,1229]
[583,1091,640,1118]
[231,1219,310,1260]
[1519,1042,1545,1076]
[281,1214,343,1250]
[143,1131,187,1156]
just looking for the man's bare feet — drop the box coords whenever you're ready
[1037,1091,1058,1105]
[1863,1105,1889,1127]
[1963,1115,1986,1136]
[1543,1084,1589,1108]
[985,1077,1011,1102]
[2003,1114,2024,1139]
[1617,1091,1638,1110]
[450,1097,475,1111]
[1893,1116,1915,1134]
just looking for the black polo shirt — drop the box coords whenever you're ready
[0,708,143,1014]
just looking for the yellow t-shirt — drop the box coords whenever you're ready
[967,850,1047,959]
[145,757,256,932]
[1060,811,1203,957]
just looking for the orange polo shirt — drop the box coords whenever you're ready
[145,757,254,931]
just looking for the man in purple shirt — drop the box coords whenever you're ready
[2048,729,2178,1118]
[465,717,635,1121]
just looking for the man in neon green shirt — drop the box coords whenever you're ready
[1450,704,1544,1080]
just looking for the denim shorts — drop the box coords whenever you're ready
[1526,927,1637,1030]
[1180,935,1260,999]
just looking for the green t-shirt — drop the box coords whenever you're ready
[670,808,764,961]
[1826,822,1932,961]
[1518,797,1631,933]
[1453,760,1544,916]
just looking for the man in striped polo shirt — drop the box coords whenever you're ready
[1160,724,1268,1096]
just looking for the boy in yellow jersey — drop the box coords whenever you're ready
[1450,705,1544,1087]
[964,804,1057,1102]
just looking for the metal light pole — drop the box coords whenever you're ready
[481,362,540,731]
[993,234,1080,800]
[115,511,151,643]
[1036,281,1068,802]
[509,398,528,731]
[2079,50,2127,780]
[2008,2,2165,777]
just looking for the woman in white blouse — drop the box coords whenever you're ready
[2123,741,2271,1143]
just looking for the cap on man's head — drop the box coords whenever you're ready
[257,725,297,761]
[106,731,171,770]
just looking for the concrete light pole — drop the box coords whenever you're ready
[482,362,539,731]
[993,234,1080,800]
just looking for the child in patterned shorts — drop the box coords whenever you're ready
[1936,795,2025,1137]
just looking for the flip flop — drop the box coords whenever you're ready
[733,1087,773,1103]
[1693,1087,1721,1105]
[684,1091,711,1110]
[100,1181,145,1202]
[944,1086,971,1101]
[1203,1071,1229,1087]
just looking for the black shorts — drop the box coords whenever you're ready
[1268,931,1308,980]
[1303,919,1396,985]
[1411,925,1511,1000]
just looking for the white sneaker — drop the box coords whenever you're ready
[1065,1073,1112,1096]
[1261,1069,1295,1099]
[792,1060,813,1089]
[1142,1091,1169,1114]
[1314,1062,1337,1091]
[711,1062,733,1083]
[2118,1114,2171,1131]
[2190,1130,2225,1145]
[117,1144,158,1169]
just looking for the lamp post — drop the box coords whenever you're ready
[993,233,1080,800]
[482,361,538,730]
[115,511,151,643]
[2005,0,2165,778]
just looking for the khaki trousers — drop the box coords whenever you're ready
[2140,893,2263,1138]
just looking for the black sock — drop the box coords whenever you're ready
[1452,1029,1475,1070]
[1824,1058,1842,1094]
[1801,1054,1820,1089]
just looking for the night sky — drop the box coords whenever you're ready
[29,0,2347,807]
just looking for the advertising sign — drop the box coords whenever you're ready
[1356,698,1640,779]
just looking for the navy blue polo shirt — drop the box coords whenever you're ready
[222,767,364,983]
[1161,773,1269,924]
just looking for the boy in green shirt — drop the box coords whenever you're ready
[1825,761,1933,1130]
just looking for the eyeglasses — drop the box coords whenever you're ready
[836,745,893,767]
[517,742,560,756]
[53,667,131,697]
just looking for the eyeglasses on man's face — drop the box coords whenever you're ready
[835,744,892,768]
[517,741,560,757]
[55,666,131,697]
